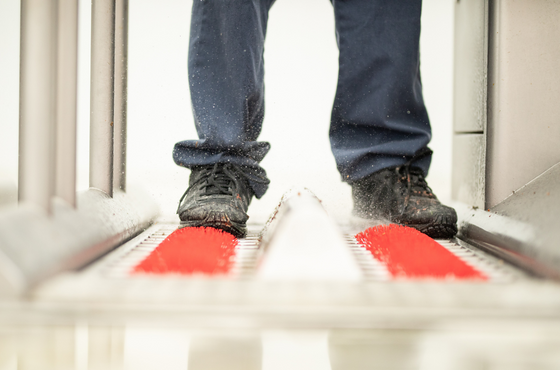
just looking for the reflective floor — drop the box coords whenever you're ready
[3,323,560,370]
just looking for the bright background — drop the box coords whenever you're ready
[0,0,454,224]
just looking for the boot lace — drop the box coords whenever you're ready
[395,148,434,212]
[177,163,267,211]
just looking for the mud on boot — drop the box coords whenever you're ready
[177,163,255,238]
[352,158,458,239]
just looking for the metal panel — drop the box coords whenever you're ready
[453,0,488,133]
[452,134,486,209]
[491,162,560,275]
[486,0,560,207]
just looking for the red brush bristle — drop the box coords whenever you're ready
[132,227,238,275]
[355,224,487,280]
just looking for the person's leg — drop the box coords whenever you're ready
[330,0,457,238]
[173,0,276,199]
[330,0,431,182]
[175,0,275,237]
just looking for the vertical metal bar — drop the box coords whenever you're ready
[90,0,115,197]
[55,0,79,206]
[18,0,58,211]
[113,0,128,191]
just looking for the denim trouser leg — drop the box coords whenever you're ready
[330,0,432,184]
[173,0,275,198]
[174,0,433,198]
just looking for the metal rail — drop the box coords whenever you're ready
[19,0,129,206]
[55,0,79,206]
[18,0,57,211]
[90,0,116,197]
[113,0,129,191]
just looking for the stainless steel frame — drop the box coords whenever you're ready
[18,0,58,212]
[453,0,560,279]
[89,0,116,196]
[451,0,488,209]
[55,0,79,207]
[113,0,129,191]
[486,0,560,208]
[0,0,158,296]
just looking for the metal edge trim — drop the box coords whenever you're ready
[463,224,560,281]
[454,200,560,280]
[0,187,159,296]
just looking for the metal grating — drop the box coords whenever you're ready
[96,222,517,283]
[346,233,516,282]
[436,239,515,282]
[344,234,390,281]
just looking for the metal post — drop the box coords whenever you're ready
[113,0,128,191]
[90,0,116,197]
[18,0,58,211]
[55,0,79,206]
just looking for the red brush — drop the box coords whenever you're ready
[132,227,238,276]
[356,224,487,280]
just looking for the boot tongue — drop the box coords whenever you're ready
[408,168,434,197]
[204,170,234,196]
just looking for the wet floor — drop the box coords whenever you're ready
[3,324,560,370]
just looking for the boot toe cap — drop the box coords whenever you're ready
[179,203,248,224]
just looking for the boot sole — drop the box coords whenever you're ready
[353,210,457,239]
[179,220,247,239]
[400,213,458,239]
[404,222,458,239]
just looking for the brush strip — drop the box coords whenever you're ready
[132,227,238,275]
[355,225,487,280]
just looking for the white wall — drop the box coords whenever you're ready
[0,1,20,189]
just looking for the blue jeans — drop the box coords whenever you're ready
[173,0,432,198]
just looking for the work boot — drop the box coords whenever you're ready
[177,163,255,238]
[352,165,458,239]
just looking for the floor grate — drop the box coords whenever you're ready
[102,224,262,279]
[346,234,516,282]
[98,223,517,283]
